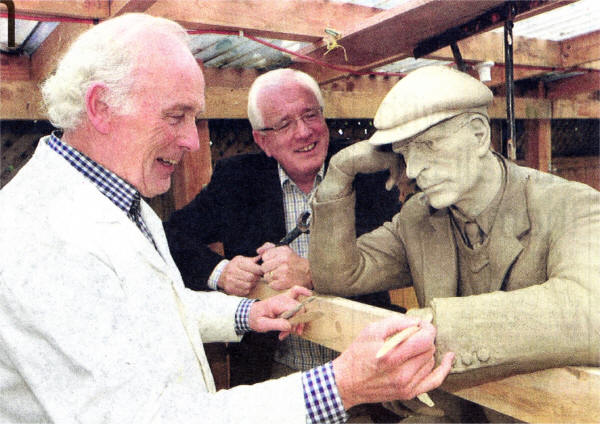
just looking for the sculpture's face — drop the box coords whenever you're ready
[393,115,486,212]
[253,82,329,186]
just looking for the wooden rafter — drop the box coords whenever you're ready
[110,0,159,16]
[145,0,381,42]
[11,0,108,19]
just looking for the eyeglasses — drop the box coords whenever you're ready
[258,107,323,135]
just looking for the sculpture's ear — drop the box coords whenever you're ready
[468,115,491,157]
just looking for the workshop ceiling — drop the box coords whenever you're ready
[1,0,599,117]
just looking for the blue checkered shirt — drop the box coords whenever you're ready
[46,134,253,336]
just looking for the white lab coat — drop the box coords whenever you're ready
[0,139,306,423]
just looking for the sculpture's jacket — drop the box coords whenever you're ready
[310,154,600,381]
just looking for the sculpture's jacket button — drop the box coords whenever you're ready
[460,352,473,366]
[477,348,490,363]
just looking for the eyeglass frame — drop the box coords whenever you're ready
[257,107,324,135]
[392,112,488,156]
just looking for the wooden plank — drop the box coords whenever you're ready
[250,281,600,423]
[298,0,506,67]
[110,0,158,16]
[31,22,92,81]
[0,80,44,119]
[249,281,399,352]
[12,0,108,19]
[171,120,212,210]
[0,53,30,81]
[449,367,600,423]
[524,119,552,172]
[546,72,600,100]
[560,30,600,68]
[553,98,600,119]
[146,0,381,42]
[430,31,562,70]
[203,67,260,89]
[6,79,587,121]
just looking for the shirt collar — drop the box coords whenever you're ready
[277,163,325,193]
[46,132,141,216]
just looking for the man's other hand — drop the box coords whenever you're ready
[257,242,313,290]
[249,286,313,340]
[333,316,454,409]
[217,255,263,296]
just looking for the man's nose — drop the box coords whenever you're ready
[293,118,312,138]
[180,118,200,152]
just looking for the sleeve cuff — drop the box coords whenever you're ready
[234,298,256,335]
[207,259,229,290]
[302,362,349,424]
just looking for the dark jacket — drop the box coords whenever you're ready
[164,141,403,308]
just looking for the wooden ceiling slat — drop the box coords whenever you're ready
[298,0,507,67]
[560,30,600,68]
[12,0,108,19]
[145,0,382,42]
[546,72,600,99]
[110,0,159,16]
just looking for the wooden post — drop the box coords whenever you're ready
[524,119,551,173]
[171,119,213,210]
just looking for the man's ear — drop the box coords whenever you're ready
[85,82,111,134]
[253,130,272,157]
[468,115,491,156]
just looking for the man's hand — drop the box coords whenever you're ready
[257,242,313,290]
[248,286,313,340]
[333,316,454,410]
[317,141,403,201]
[217,255,263,296]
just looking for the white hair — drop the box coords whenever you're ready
[41,13,189,130]
[247,68,324,130]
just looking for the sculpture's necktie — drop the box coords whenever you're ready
[465,221,483,249]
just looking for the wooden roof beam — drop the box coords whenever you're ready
[110,0,159,16]
[11,0,108,19]
[145,0,382,42]
[546,72,600,100]
[560,30,600,68]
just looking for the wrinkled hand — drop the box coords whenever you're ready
[333,316,454,410]
[249,286,313,340]
[217,255,263,296]
[257,242,313,290]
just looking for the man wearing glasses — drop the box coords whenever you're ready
[164,69,401,392]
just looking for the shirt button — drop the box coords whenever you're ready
[477,348,490,362]
[460,352,473,366]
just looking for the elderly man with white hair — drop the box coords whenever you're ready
[0,13,453,424]
[309,65,600,420]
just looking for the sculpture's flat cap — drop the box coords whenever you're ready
[369,66,493,145]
